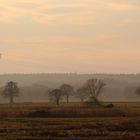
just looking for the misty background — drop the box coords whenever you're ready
[0,73,139,103]
[0,1,140,103]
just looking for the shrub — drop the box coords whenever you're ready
[28,110,50,117]
[106,104,114,108]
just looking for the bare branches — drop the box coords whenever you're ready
[2,81,19,104]
[48,89,63,105]
[60,84,74,103]
[76,87,88,102]
[85,79,106,99]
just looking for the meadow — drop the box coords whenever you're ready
[0,102,139,140]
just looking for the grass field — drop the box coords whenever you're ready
[0,102,139,140]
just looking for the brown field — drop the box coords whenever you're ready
[0,102,139,140]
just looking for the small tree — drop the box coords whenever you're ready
[85,79,106,106]
[2,81,19,104]
[76,87,88,102]
[60,84,74,103]
[135,86,140,97]
[49,89,63,105]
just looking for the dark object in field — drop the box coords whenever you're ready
[28,110,50,117]
[85,101,102,107]
[106,104,114,108]
[85,101,114,109]
[28,107,124,118]
[85,97,104,108]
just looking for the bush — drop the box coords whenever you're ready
[84,101,104,108]
[28,110,50,117]
[106,104,114,108]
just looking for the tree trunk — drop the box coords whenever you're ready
[90,97,101,107]
[10,95,14,105]
[56,99,59,105]
[66,95,69,104]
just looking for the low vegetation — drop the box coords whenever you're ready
[0,102,139,140]
[0,78,139,139]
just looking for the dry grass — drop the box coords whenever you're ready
[0,102,139,140]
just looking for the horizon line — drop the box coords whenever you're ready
[0,72,140,75]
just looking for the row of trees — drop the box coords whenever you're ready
[2,79,140,106]
[1,79,106,106]
[44,79,106,106]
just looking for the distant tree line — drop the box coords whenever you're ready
[1,78,140,107]
[0,78,105,107]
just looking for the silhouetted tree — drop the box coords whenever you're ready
[85,79,106,106]
[2,81,19,104]
[60,84,74,103]
[49,89,63,105]
[135,86,140,97]
[76,87,88,102]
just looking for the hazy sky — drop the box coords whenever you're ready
[0,0,140,73]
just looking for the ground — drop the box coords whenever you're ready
[0,102,139,140]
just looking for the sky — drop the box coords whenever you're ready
[0,0,140,74]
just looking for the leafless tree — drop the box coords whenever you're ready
[76,87,88,102]
[85,79,106,106]
[48,89,63,105]
[2,81,19,105]
[60,84,74,103]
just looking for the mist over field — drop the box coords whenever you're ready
[0,1,140,104]
[0,1,140,139]
[0,73,139,103]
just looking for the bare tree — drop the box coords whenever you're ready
[48,89,63,105]
[135,86,140,97]
[76,87,88,102]
[2,81,19,105]
[60,84,74,103]
[85,79,106,106]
